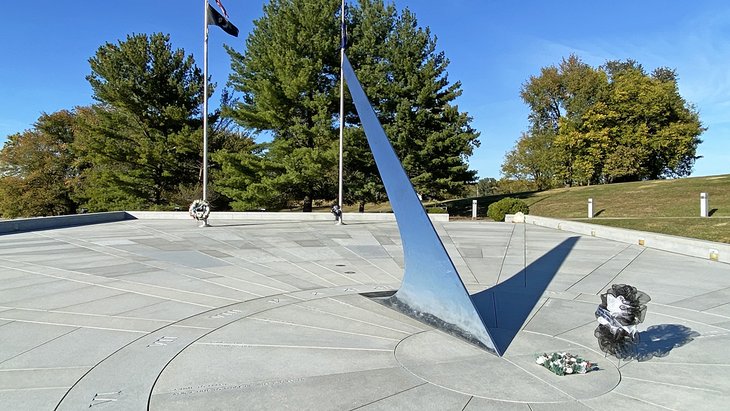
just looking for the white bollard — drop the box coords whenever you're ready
[700,192,709,217]
[472,199,478,220]
[588,198,593,219]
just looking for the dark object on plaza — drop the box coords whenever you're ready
[594,284,651,358]
[331,204,342,222]
[189,200,210,222]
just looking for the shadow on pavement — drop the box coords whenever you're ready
[633,324,700,361]
[471,237,579,354]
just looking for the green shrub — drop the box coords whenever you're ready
[426,206,448,214]
[487,197,529,221]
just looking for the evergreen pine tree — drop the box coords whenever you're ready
[223,0,480,210]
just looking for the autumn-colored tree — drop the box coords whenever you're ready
[0,110,79,218]
[503,55,703,187]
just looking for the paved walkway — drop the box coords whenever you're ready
[0,219,728,410]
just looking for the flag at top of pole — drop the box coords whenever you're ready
[207,1,239,37]
[215,0,229,18]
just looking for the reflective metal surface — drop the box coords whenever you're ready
[342,54,498,354]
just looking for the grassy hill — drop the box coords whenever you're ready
[440,174,730,244]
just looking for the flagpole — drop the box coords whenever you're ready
[337,0,345,225]
[202,0,210,225]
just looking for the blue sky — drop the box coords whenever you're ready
[1,1,728,179]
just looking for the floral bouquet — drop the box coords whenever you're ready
[594,284,651,358]
[536,352,597,376]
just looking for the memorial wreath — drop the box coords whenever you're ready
[189,199,210,221]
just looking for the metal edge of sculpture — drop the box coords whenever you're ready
[342,54,500,355]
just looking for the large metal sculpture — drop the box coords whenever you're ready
[342,54,500,354]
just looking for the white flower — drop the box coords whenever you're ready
[538,352,594,376]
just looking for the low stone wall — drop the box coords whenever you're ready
[508,214,729,264]
[126,210,449,222]
[0,210,448,235]
[0,211,128,235]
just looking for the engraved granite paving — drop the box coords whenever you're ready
[0,218,727,410]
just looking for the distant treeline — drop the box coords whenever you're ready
[0,1,703,218]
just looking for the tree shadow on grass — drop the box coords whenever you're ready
[471,237,579,354]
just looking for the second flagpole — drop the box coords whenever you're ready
[201,0,210,226]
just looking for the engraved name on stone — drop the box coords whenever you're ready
[89,391,122,407]
[147,336,178,347]
[171,378,305,396]
[209,309,243,319]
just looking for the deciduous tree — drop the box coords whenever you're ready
[0,110,79,218]
[505,55,703,187]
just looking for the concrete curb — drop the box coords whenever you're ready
[508,214,728,264]
[0,211,127,235]
[0,210,449,235]
[125,210,449,222]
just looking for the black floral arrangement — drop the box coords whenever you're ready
[189,199,210,221]
[594,284,651,359]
